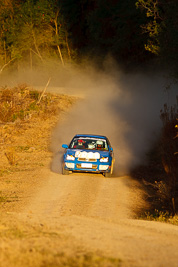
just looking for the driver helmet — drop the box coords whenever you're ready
[96,140,103,149]
[78,139,84,145]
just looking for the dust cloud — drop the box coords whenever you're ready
[48,61,176,175]
[1,60,176,175]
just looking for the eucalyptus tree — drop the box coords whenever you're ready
[136,0,178,74]
[0,0,72,72]
[14,0,69,67]
[0,0,16,71]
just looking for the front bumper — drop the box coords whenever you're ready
[63,159,111,173]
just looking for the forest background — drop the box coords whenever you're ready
[0,0,177,215]
[0,0,178,73]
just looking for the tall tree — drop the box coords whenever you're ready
[136,0,178,74]
[87,0,149,65]
[58,0,96,49]
[0,0,72,72]
[59,0,151,67]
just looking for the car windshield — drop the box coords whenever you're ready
[69,137,109,151]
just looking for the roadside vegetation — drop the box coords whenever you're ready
[0,84,61,123]
[0,83,77,165]
[132,97,178,223]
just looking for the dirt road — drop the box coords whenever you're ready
[1,170,173,267]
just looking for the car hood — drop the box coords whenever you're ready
[66,149,110,159]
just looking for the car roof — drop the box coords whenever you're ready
[74,134,107,140]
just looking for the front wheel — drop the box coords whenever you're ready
[103,160,114,178]
[62,164,69,175]
[104,172,111,178]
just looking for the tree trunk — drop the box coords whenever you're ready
[32,29,44,63]
[30,49,32,70]
[66,32,71,61]
[4,40,6,64]
[57,45,64,66]
[54,12,64,66]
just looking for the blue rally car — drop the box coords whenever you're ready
[62,134,114,177]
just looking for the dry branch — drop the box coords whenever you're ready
[37,78,51,104]
[0,58,15,74]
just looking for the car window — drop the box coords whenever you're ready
[69,138,109,151]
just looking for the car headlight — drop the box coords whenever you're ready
[66,154,75,160]
[99,165,109,170]
[100,157,109,162]
[66,162,75,168]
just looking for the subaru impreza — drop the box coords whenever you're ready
[62,134,114,177]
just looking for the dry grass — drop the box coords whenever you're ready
[141,210,178,225]
[0,84,76,123]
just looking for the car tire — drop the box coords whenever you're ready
[104,160,114,178]
[62,164,70,175]
[104,172,111,178]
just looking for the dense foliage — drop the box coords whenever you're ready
[136,0,178,74]
[0,0,72,72]
[159,100,178,214]
[0,0,177,73]
[59,0,150,67]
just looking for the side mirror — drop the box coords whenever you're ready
[110,147,113,152]
[62,144,68,149]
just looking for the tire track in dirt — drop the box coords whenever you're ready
[21,172,138,223]
[17,170,178,267]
